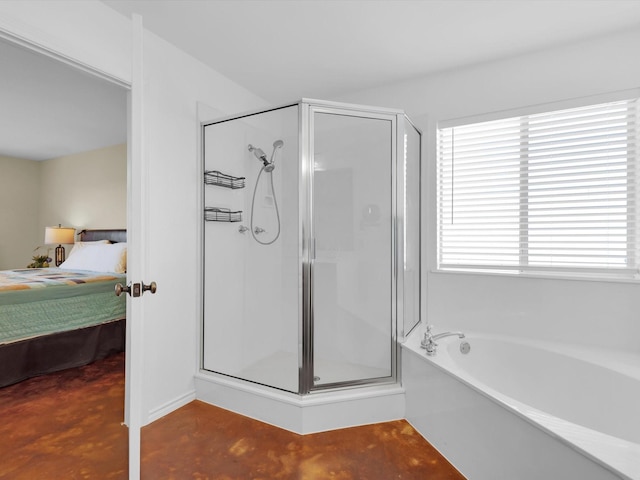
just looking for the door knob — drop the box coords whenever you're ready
[116,283,140,297]
[115,283,131,297]
[115,281,156,297]
[142,281,157,294]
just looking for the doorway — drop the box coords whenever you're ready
[0,35,130,473]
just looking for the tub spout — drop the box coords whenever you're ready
[420,325,465,356]
[432,331,465,341]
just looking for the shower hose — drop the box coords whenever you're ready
[250,164,281,245]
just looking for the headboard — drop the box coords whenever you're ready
[78,229,127,243]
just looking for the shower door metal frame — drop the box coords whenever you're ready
[299,101,313,394]
[300,99,403,394]
[398,114,423,340]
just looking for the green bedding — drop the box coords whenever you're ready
[0,268,126,344]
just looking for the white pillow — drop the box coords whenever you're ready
[59,242,127,273]
[68,240,111,258]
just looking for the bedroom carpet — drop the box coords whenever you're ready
[0,353,465,479]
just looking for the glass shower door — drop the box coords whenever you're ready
[310,108,395,388]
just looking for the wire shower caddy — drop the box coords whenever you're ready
[204,170,245,189]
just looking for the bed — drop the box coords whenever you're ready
[0,229,127,387]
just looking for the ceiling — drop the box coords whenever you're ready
[2,0,640,161]
[0,38,127,161]
[103,0,640,103]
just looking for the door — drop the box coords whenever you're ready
[309,107,396,389]
[125,14,144,479]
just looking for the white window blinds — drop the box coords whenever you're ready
[437,97,639,278]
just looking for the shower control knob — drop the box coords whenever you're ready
[254,227,265,235]
[238,225,249,234]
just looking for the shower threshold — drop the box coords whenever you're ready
[231,350,391,393]
[194,366,405,435]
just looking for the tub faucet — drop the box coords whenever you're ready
[420,325,465,356]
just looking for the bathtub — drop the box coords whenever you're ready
[402,330,640,480]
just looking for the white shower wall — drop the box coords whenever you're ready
[203,105,300,392]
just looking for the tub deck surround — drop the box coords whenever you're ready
[402,329,640,480]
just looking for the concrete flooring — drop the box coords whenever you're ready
[0,352,464,479]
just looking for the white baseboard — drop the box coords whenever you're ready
[146,389,197,425]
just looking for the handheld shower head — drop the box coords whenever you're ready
[268,139,284,167]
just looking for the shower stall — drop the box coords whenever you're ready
[198,99,421,432]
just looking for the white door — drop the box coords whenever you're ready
[125,14,145,479]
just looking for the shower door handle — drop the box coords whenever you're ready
[311,238,316,260]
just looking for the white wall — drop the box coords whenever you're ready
[0,1,131,85]
[0,145,126,270]
[39,143,127,233]
[339,27,640,352]
[140,30,268,421]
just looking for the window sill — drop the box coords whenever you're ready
[430,268,640,285]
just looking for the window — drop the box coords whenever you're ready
[437,97,639,279]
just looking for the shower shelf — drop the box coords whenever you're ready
[204,207,243,223]
[204,170,245,189]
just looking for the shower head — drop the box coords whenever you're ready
[267,139,284,168]
[248,144,268,163]
[249,141,282,172]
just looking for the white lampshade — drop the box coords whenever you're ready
[44,226,76,245]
